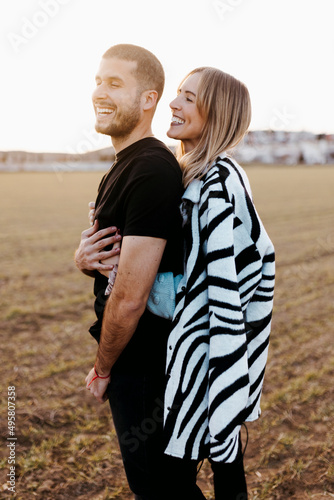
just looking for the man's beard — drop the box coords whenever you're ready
[95,96,141,139]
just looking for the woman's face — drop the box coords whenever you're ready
[167,72,205,153]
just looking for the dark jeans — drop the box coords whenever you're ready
[107,372,247,500]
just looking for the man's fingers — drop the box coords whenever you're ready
[97,393,107,404]
[87,387,105,403]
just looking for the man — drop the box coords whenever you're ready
[74,45,204,499]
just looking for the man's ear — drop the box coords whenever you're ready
[142,90,159,111]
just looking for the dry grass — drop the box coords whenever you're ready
[0,166,333,499]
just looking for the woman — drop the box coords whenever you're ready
[90,67,275,499]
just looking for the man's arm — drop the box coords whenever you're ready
[74,220,121,277]
[85,234,166,403]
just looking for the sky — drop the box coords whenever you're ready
[1,0,333,153]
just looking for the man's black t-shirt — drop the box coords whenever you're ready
[89,137,183,375]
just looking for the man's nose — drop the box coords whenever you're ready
[92,83,108,101]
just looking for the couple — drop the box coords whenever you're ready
[75,44,275,500]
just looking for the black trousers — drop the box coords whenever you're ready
[107,372,247,500]
[210,449,248,500]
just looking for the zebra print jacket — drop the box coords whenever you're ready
[163,156,275,463]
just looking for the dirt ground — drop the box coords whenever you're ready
[0,166,333,499]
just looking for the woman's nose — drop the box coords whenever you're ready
[170,96,181,110]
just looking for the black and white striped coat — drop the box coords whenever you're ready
[164,156,275,463]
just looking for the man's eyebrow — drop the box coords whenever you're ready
[95,75,124,83]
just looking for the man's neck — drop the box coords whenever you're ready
[112,124,154,154]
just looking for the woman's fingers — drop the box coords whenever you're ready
[93,234,121,251]
[89,210,95,226]
[81,219,99,238]
[88,201,96,226]
[97,247,121,262]
[89,226,118,244]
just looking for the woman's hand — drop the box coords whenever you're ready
[88,201,95,226]
[98,239,121,278]
[85,201,121,278]
[74,220,121,276]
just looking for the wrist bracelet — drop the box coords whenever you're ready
[87,365,111,387]
[94,365,111,379]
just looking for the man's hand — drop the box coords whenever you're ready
[85,367,110,404]
[74,220,121,276]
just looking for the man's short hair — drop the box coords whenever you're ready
[103,44,165,103]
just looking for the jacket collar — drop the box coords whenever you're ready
[182,178,202,204]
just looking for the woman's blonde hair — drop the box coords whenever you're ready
[177,67,252,187]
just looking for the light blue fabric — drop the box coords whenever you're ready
[147,273,183,320]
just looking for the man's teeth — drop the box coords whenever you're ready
[97,108,113,114]
[172,117,185,124]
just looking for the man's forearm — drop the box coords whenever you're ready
[94,235,167,376]
[95,292,146,376]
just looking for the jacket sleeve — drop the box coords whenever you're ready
[203,187,250,462]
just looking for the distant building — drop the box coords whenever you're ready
[234,130,334,165]
[1,132,333,171]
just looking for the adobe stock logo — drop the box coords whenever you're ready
[212,0,244,21]
[269,106,296,131]
[120,398,165,453]
[7,0,71,53]
[120,399,179,453]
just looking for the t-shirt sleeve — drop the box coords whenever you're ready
[121,157,182,239]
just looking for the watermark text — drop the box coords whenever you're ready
[7,386,17,494]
